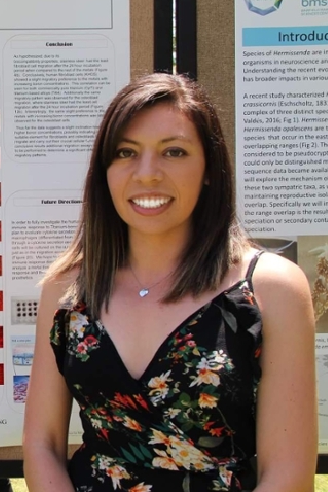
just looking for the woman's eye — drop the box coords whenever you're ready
[115,148,135,158]
[165,148,186,157]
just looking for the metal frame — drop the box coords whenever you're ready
[317,455,328,474]
[153,0,197,78]
[0,461,23,478]
[153,0,174,73]
[176,0,197,78]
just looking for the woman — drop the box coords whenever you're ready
[23,73,317,492]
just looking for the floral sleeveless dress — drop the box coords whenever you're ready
[50,253,263,492]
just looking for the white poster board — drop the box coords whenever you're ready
[235,0,328,455]
[0,0,130,446]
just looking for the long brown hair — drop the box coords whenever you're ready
[44,73,249,318]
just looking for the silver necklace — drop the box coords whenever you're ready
[129,264,172,297]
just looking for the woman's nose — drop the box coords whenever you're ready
[132,152,163,183]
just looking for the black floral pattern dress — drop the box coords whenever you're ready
[50,253,263,492]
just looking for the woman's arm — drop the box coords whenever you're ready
[23,275,77,492]
[253,252,317,492]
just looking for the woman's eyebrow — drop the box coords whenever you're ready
[161,135,192,144]
[118,136,192,145]
[117,138,139,145]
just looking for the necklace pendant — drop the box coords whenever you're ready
[139,288,149,297]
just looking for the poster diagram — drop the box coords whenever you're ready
[235,0,328,454]
[0,0,130,446]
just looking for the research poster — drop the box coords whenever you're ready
[0,0,130,446]
[235,0,328,455]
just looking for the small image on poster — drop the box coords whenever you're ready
[0,326,3,386]
[298,235,328,333]
[13,375,30,403]
[11,334,35,403]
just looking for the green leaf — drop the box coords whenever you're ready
[121,448,138,463]
[172,400,185,410]
[202,385,216,394]
[179,393,191,407]
[181,421,194,432]
[176,413,186,423]
[139,444,153,459]
[190,400,199,409]
[129,444,145,461]
[197,436,224,448]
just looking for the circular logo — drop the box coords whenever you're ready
[244,0,284,16]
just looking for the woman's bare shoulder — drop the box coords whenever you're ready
[253,251,310,292]
[252,251,314,332]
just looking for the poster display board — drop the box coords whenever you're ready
[0,0,130,447]
[235,0,328,455]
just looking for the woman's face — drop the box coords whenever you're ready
[106,103,206,241]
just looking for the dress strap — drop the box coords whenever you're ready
[245,250,265,288]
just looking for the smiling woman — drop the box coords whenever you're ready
[107,103,206,240]
[23,73,317,492]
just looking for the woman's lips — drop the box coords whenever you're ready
[129,195,173,214]
[130,196,172,209]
